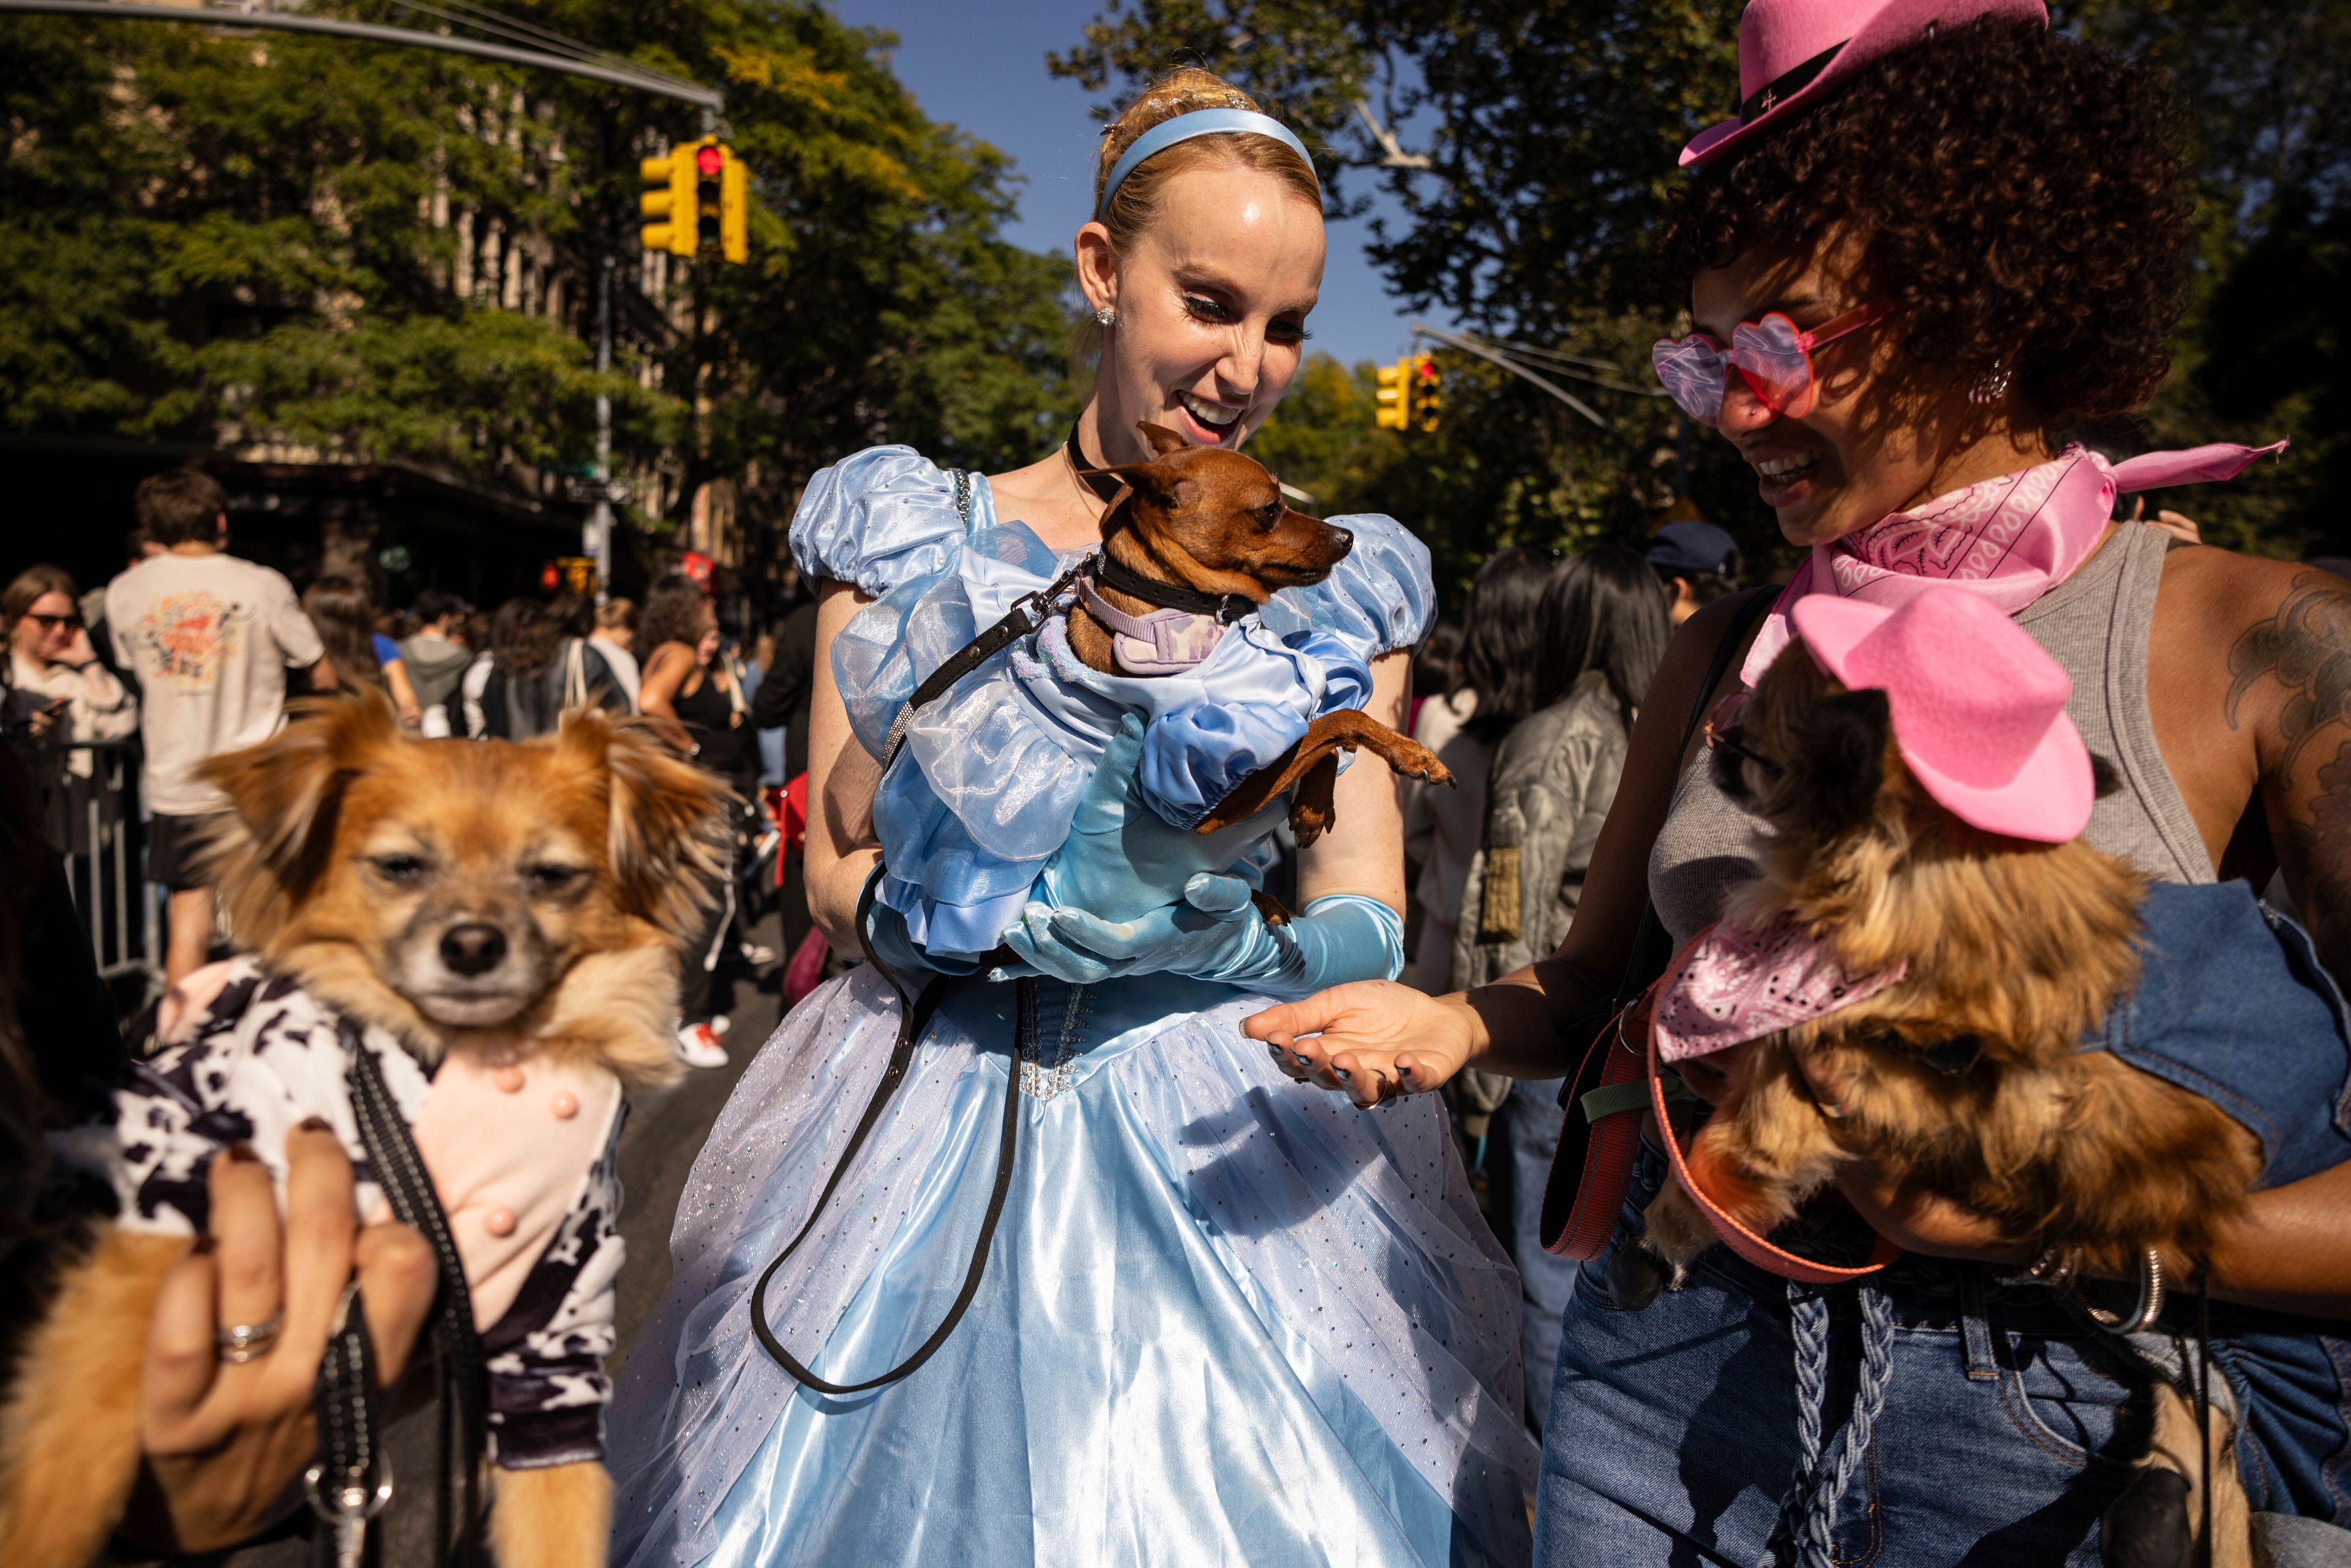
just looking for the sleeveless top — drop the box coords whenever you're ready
[1651,523,2213,945]
[672,664,748,779]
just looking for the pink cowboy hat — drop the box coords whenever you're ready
[1681,0,2049,168]
[1790,588,2092,843]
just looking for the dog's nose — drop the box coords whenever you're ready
[439,923,509,977]
[1329,526,1354,550]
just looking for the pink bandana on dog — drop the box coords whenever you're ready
[1653,912,1909,1064]
[1741,441,2287,687]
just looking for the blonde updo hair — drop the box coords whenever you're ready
[1071,67,1323,384]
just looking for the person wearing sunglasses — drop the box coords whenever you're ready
[1247,2,2351,1564]
[4,564,137,839]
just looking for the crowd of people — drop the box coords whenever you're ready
[5,1,2351,1565]
[0,464,819,1071]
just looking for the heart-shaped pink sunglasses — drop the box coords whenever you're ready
[1652,301,1891,426]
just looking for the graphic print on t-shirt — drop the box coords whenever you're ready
[135,590,243,686]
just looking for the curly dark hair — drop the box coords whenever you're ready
[1660,20,2197,432]
[637,574,713,660]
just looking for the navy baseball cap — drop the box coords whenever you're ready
[1648,520,1741,576]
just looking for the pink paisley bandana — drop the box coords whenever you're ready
[1653,912,1908,1065]
[1741,441,2287,687]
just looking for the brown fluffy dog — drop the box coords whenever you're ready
[1070,421,1450,852]
[0,697,729,1568]
[1638,642,2261,1282]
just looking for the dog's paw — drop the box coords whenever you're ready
[1606,1242,1676,1310]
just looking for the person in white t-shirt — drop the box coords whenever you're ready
[106,467,335,983]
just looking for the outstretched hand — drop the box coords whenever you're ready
[1243,981,1483,1109]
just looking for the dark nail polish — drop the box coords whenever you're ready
[297,1116,333,1133]
[1397,1063,1417,1080]
[1334,1068,1352,1082]
[225,1142,260,1164]
[190,1234,217,1256]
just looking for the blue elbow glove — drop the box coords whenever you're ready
[864,896,984,980]
[1025,891,1403,998]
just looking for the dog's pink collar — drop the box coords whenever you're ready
[1075,571,1232,675]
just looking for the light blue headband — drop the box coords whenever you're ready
[1095,108,1316,222]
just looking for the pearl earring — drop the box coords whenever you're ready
[1094,305,1117,327]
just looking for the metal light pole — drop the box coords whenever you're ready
[588,248,614,604]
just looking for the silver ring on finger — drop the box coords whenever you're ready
[216,1311,284,1363]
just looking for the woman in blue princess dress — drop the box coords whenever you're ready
[606,66,1537,1568]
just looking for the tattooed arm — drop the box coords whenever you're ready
[2222,568,2351,981]
[2158,555,2351,1314]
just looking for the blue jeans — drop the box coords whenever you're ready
[1510,1076,1583,1425]
[1536,1144,2145,1566]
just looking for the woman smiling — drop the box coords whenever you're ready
[606,69,1535,1568]
[1253,3,2351,1562]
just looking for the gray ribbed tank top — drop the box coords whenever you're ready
[1648,524,2213,946]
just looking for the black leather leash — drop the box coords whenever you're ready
[748,871,1028,1395]
[309,1030,489,1568]
[754,466,1032,1395]
[878,470,1090,773]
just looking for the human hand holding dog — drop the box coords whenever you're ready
[1005,714,1286,983]
[123,1122,435,1555]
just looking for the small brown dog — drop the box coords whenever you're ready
[1638,641,2259,1283]
[1069,421,1450,852]
[0,698,730,1568]
[1630,639,2262,1565]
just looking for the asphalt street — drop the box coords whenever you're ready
[610,910,786,1373]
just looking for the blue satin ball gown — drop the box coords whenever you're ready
[605,449,1538,1567]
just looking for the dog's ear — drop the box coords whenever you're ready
[1134,420,1187,456]
[195,694,400,942]
[1791,687,1894,831]
[558,710,732,936]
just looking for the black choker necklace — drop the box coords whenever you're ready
[1064,422,1123,504]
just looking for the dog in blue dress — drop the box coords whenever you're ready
[604,448,1539,1568]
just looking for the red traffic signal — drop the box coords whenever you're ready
[696,144,724,177]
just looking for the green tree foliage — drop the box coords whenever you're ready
[0,1,1074,587]
[1059,0,2351,583]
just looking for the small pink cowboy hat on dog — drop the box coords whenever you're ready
[1789,587,2093,843]
[1682,0,2049,167]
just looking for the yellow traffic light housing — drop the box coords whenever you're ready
[1374,358,1410,430]
[639,144,696,257]
[719,151,749,264]
[1411,351,1440,433]
[641,137,750,263]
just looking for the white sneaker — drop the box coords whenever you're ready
[740,942,779,967]
[676,1022,729,1069]
[709,1014,733,1037]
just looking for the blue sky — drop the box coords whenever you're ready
[828,0,1431,370]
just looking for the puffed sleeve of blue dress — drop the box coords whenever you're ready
[789,449,1436,957]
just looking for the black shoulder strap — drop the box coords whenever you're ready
[878,470,1090,772]
[748,869,1024,1395]
[1553,582,1782,1082]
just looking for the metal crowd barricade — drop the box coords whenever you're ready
[57,739,163,1026]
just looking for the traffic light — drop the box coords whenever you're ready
[694,141,723,255]
[1374,358,1411,430]
[1410,351,1441,433]
[639,144,696,257]
[640,138,750,263]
